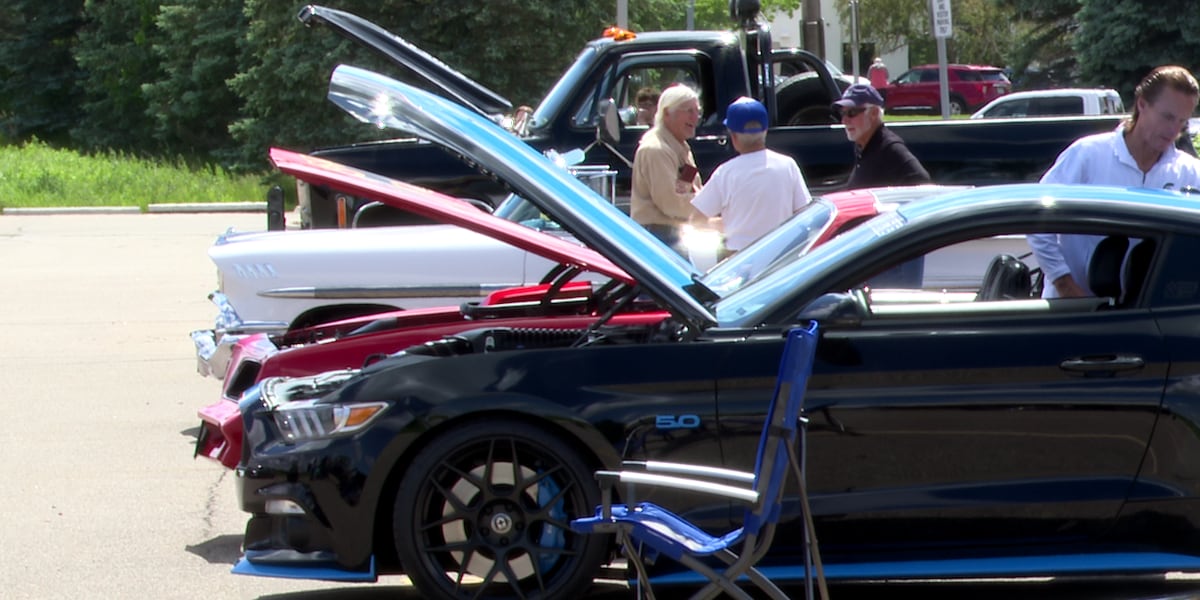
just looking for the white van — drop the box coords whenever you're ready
[970,88,1124,119]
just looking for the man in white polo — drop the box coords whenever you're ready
[691,97,812,256]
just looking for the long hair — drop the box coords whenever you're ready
[1125,65,1199,133]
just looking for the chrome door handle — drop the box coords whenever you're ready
[1060,355,1145,373]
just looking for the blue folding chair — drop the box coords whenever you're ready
[571,322,826,600]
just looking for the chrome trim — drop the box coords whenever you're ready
[258,284,519,299]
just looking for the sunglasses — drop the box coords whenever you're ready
[840,107,867,118]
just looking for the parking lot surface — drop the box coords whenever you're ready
[2,212,1199,600]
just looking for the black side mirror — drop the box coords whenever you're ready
[797,292,866,326]
[596,98,622,146]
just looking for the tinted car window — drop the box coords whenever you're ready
[1029,97,1085,116]
[985,99,1029,117]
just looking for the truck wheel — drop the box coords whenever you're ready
[948,96,967,115]
[393,419,607,600]
[785,105,839,126]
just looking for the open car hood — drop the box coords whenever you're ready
[326,64,718,328]
[297,4,512,119]
[268,147,632,285]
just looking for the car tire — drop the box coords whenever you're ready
[393,419,607,600]
[948,96,967,115]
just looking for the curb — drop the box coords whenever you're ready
[4,206,141,215]
[148,202,266,213]
[3,202,266,216]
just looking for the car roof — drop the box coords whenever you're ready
[911,64,1004,71]
[993,88,1119,99]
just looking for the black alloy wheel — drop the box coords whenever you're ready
[394,420,608,600]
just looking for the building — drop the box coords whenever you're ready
[768,1,909,84]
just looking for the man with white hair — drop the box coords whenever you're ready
[630,83,705,255]
[834,83,930,189]
[691,97,811,256]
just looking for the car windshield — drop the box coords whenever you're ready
[530,47,597,130]
[701,199,836,295]
[715,209,906,326]
[495,194,842,299]
[492,194,565,233]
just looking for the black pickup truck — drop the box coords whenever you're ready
[293,4,1123,229]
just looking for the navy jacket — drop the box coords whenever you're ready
[847,126,931,189]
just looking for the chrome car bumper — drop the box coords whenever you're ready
[192,291,287,379]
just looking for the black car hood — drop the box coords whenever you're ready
[297,4,512,119]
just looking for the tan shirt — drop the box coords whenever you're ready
[630,126,704,227]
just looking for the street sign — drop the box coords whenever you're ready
[931,0,953,39]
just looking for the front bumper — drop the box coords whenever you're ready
[192,291,287,379]
[195,399,243,469]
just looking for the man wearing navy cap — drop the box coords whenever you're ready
[834,83,930,189]
[691,97,812,255]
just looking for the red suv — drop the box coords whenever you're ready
[881,64,1010,115]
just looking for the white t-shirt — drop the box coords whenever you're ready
[690,148,812,250]
[1028,128,1200,298]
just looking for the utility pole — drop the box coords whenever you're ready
[849,0,861,78]
[802,0,825,58]
[617,0,628,28]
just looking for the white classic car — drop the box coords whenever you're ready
[189,180,641,377]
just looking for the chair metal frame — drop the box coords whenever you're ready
[571,322,826,600]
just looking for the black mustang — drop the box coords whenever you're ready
[231,64,1200,600]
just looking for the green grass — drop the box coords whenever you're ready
[0,140,275,211]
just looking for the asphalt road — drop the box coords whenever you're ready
[2,212,1200,600]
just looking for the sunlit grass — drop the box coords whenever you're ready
[0,140,272,211]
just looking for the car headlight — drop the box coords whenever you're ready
[258,371,381,442]
[272,399,388,442]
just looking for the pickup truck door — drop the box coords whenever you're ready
[575,50,736,185]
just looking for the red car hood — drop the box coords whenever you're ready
[269,148,633,285]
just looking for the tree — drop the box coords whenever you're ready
[1075,0,1200,99]
[72,0,162,154]
[995,0,1082,90]
[228,0,618,170]
[0,0,85,145]
[142,0,245,165]
[833,0,1019,68]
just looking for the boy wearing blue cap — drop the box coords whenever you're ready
[834,83,930,189]
[690,97,812,254]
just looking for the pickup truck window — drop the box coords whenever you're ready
[613,66,699,127]
[570,52,708,129]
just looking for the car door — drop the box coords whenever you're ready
[884,68,929,110]
[712,235,1167,558]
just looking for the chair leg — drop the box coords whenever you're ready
[678,554,756,600]
[789,436,830,600]
[619,530,658,600]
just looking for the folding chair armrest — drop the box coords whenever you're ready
[623,460,755,484]
[594,470,621,519]
[605,470,759,504]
